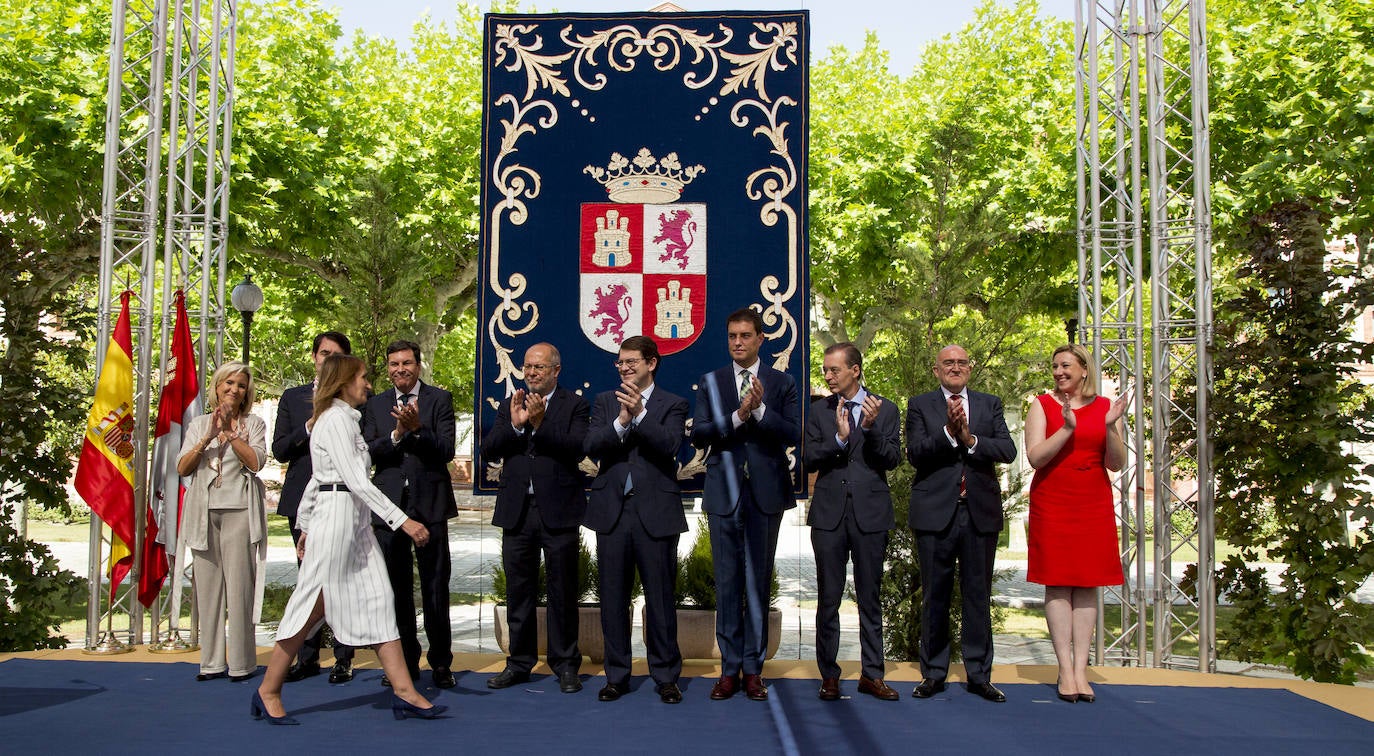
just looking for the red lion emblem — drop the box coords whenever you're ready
[653,209,697,270]
[589,283,633,343]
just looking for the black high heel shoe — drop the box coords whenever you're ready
[1055,678,1079,703]
[1078,690,1096,703]
[392,694,448,720]
[250,690,300,725]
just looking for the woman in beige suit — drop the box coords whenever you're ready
[252,354,444,724]
[177,360,268,682]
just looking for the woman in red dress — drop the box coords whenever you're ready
[1025,344,1128,703]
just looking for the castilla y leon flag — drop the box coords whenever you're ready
[147,290,199,605]
[74,290,140,604]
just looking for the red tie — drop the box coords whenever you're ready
[953,394,967,497]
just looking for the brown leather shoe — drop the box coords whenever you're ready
[743,673,768,701]
[857,676,899,701]
[709,675,740,700]
[818,677,840,701]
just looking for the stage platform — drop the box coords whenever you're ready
[3,649,1372,754]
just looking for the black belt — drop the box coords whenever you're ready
[319,483,350,492]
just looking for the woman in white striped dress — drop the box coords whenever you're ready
[253,354,445,724]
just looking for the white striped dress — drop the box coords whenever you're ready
[276,399,409,646]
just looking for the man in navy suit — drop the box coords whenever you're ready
[804,342,901,702]
[272,331,356,683]
[584,335,689,705]
[480,342,589,694]
[362,339,458,689]
[691,308,800,702]
[906,344,1017,703]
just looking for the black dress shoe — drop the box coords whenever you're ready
[196,671,228,682]
[283,662,320,683]
[329,661,353,684]
[432,667,456,689]
[912,678,947,698]
[657,682,682,704]
[558,670,583,693]
[487,668,530,689]
[598,682,630,701]
[967,681,1007,703]
[229,671,256,683]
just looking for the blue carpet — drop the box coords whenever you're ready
[1,659,1370,754]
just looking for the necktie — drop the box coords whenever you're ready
[952,394,967,497]
[739,368,751,399]
[844,400,860,436]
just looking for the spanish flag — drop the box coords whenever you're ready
[74,291,138,603]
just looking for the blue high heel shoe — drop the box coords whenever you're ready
[392,694,448,720]
[250,690,300,725]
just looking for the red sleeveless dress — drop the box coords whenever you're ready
[1027,394,1124,587]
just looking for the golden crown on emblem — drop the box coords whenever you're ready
[584,148,705,204]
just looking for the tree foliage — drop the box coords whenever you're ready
[0,0,108,514]
[1208,201,1374,683]
[232,0,495,395]
[809,0,1077,410]
[1203,0,1374,682]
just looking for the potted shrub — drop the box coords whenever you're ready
[646,525,782,659]
[491,540,607,662]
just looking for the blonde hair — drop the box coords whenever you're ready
[1051,344,1099,399]
[206,361,255,414]
[312,354,366,425]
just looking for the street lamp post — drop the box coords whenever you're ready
[230,275,264,365]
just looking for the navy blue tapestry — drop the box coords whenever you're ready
[474,11,810,495]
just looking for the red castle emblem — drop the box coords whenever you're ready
[579,149,707,355]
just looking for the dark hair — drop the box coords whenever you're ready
[725,307,764,335]
[312,331,352,355]
[312,354,365,424]
[824,341,863,378]
[620,335,661,376]
[385,339,422,365]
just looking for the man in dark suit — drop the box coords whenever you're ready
[906,344,1017,703]
[272,331,356,684]
[584,335,688,705]
[804,342,901,702]
[479,342,589,694]
[691,308,800,702]
[361,339,457,689]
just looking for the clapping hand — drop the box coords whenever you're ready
[859,395,882,429]
[511,389,530,428]
[1105,387,1132,426]
[1057,392,1077,431]
[391,401,420,434]
[615,381,644,426]
[737,375,763,420]
[525,390,547,430]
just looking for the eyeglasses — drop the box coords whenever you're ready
[522,363,556,372]
[939,359,972,368]
[613,358,644,369]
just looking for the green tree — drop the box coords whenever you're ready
[232,1,496,396]
[808,1,1078,659]
[0,0,108,514]
[1208,201,1374,683]
[1201,0,1374,682]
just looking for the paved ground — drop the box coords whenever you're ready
[42,499,1370,681]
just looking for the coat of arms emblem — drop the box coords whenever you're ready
[579,149,707,355]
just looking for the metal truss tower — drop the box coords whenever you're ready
[88,0,236,651]
[1075,0,1214,671]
